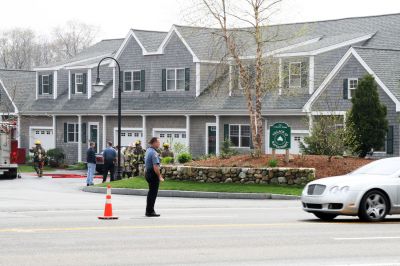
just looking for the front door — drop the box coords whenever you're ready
[207,124,216,154]
[88,123,99,153]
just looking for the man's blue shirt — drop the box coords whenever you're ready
[145,147,160,170]
[103,147,117,161]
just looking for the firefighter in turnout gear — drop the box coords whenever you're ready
[132,140,145,177]
[161,143,174,159]
[30,140,46,177]
[122,144,134,178]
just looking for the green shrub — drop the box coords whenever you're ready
[220,139,238,159]
[161,156,174,164]
[177,152,192,164]
[47,148,65,167]
[267,159,278,167]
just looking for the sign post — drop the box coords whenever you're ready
[269,122,291,163]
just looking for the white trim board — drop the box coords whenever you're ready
[205,122,216,155]
[277,33,375,57]
[303,47,400,112]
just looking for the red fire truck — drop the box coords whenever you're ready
[0,122,19,179]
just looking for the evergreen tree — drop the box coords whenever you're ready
[346,74,388,157]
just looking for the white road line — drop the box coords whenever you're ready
[333,263,400,266]
[334,236,400,241]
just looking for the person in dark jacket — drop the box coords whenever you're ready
[86,142,97,186]
[102,141,117,183]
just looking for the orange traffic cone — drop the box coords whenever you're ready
[98,185,118,220]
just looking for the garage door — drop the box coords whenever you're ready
[154,130,187,148]
[29,128,55,150]
[267,132,308,155]
[114,129,143,147]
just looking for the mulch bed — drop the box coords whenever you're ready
[188,155,374,179]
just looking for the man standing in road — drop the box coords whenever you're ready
[144,137,164,217]
[102,141,117,183]
[86,142,96,186]
[30,140,46,177]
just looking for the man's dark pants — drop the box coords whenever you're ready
[145,169,160,214]
[103,160,115,182]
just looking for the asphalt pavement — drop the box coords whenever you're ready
[1,174,400,266]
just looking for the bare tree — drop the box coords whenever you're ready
[52,20,99,60]
[197,0,282,156]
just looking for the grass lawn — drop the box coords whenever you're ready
[98,177,303,196]
[18,165,54,173]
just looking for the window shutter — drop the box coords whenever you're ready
[38,75,43,95]
[301,61,308,88]
[224,124,229,141]
[119,71,123,91]
[185,68,190,91]
[64,123,67,143]
[71,73,76,94]
[82,73,87,94]
[343,79,348,99]
[49,74,53,94]
[283,62,289,89]
[162,69,166,91]
[386,125,394,154]
[82,123,87,144]
[140,70,145,92]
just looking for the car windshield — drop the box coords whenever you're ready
[352,158,400,176]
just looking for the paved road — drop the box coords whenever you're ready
[1,174,400,266]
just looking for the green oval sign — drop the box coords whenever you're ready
[270,122,291,150]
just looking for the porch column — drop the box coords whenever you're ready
[309,56,315,94]
[215,115,220,155]
[142,115,147,144]
[186,115,190,149]
[17,115,21,148]
[308,113,313,135]
[78,115,82,162]
[102,115,107,151]
[52,115,56,149]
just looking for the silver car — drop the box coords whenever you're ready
[301,157,400,222]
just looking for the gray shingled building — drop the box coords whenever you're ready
[1,13,400,164]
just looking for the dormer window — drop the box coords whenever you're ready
[124,70,142,91]
[38,73,53,96]
[167,68,185,91]
[75,73,84,93]
[289,62,301,88]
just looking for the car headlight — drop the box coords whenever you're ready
[340,186,349,193]
[330,186,339,193]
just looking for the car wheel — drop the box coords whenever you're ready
[313,212,338,221]
[358,190,389,222]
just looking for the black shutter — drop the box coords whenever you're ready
[162,69,166,91]
[343,79,348,99]
[185,68,190,91]
[71,73,75,94]
[283,62,289,88]
[119,71,123,91]
[301,61,308,88]
[82,123,87,144]
[140,70,145,92]
[82,73,87,94]
[38,75,43,95]
[224,124,229,141]
[64,123,67,143]
[387,125,394,154]
[49,74,53,94]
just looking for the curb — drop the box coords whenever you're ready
[82,186,300,200]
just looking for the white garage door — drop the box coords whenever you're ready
[114,129,143,147]
[267,132,308,155]
[29,128,55,150]
[154,129,187,148]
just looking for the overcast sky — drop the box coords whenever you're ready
[1,0,400,40]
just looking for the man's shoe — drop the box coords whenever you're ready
[87,184,90,186]
[145,212,160,217]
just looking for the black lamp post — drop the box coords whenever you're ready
[93,57,122,180]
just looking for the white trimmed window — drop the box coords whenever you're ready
[229,124,251,148]
[124,70,141,91]
[42,75,50,94]
[75,73,84,93]
[166,68,185,91]
[289,62,301,88]
[348,78,358,99]
[67,123,79,143]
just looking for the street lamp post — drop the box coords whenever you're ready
[93,57,122,180]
